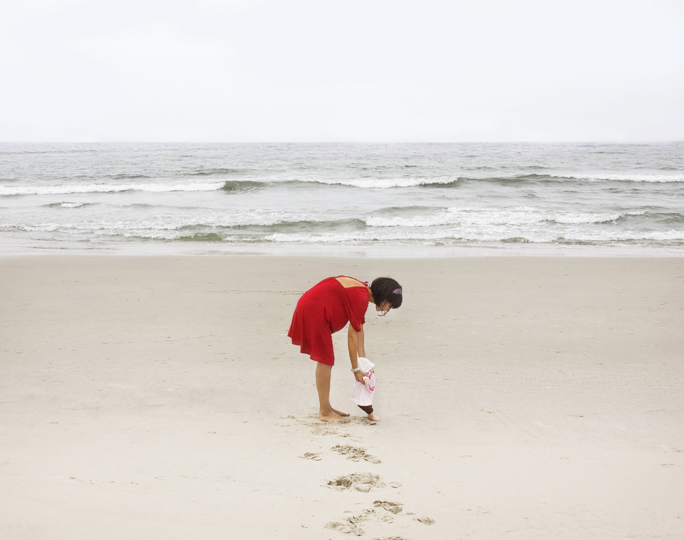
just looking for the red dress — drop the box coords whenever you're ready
[288,276,369,366]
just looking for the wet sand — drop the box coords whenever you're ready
[1,256,683,539]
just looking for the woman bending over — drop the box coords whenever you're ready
[288,276,402,423]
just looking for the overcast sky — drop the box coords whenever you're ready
[1,0,683,142]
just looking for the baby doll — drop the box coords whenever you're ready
[351,356,379,421]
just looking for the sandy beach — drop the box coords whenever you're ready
[1,255,683,540]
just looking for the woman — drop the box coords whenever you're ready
[288,276,403,422]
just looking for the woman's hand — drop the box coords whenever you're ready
[354,370,368,383]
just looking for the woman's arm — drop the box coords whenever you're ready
[357,325,366,358]
[348,324,367,383]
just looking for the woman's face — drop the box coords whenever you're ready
[376,301,392,316]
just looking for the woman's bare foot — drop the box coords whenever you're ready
[367,413,380,421]
[319,410,350,423]
[332,408,349,417]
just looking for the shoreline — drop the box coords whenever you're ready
[2,243,684,258]
[1,256,683,539]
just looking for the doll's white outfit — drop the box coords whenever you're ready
[351,356,375,409]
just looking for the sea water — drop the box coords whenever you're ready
[1,142,683,256]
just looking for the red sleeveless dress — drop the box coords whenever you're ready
[288,276,369,366]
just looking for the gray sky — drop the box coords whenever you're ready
[2,0,683,142]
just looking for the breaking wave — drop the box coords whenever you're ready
[0,182,226,196]
[552,173,684,183]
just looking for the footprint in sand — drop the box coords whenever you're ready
[325,489,434,534]
[332,444,381,464]
[309,423,351,437]
[326,502,420,536]
[327,472,385,493]
[280,413,377,435]
[373,500,403,514]
[299,452,322,461]
[325,509,373,536]
[325,520,364,536]
[299,415,352,436]
[325,507,394,536]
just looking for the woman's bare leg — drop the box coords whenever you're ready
[315,362,349,422]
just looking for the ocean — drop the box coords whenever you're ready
[1,142,683,256]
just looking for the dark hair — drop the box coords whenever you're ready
[370,277,403,309]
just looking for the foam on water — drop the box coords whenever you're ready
[0,182,226,196]
[556,173,684,183]
[312,176,459,189]
[264,228,684,245]
[222,176,460,189]
[366,208,623,228]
